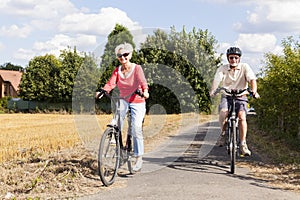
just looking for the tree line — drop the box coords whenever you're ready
[16,24,221,114]
[0,63,24,72]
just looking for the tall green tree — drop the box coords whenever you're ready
[73,53,100,112]
[59,47,84,102]
[253,36,300,140]
[137,26,221,113]
[97,24,136,89]
[19,47,96,105]
[19,54,62,101]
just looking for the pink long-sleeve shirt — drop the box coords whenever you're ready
[103,64,148,103]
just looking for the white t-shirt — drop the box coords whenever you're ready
[211,63,256,95]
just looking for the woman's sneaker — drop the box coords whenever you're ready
[241,144,251,156]
[132,156,143,172]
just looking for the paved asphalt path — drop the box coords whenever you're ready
[80,121,300,200]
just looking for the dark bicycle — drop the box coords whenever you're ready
[96,89,143,186]
[214,87,253,174]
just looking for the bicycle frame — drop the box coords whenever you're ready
[226,92,241,174]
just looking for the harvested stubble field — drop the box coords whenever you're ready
[0,113,207,163]
[0,113,210,199]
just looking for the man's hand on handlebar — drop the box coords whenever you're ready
[210,88,222,97]
[252,92,260,99]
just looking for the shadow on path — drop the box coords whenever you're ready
[163,122,288,193]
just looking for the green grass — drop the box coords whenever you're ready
[247,114,300,164]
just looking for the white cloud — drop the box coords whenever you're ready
[35,34,97,52]
[2,2,142,65]
[0,24,31,38]
[0,0,78,32]
[265,1,300,23]
[14,34,97,61]
[236,33,278,53]
[13,48,35,62]
[11,6,143,63]
[235,0,300,33]
[235,33,284,73]
[59,7,141,36]
[0,0,77,19]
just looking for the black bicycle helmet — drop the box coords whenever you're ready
[226,47,242,57]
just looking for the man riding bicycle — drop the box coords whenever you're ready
[210,47,260,156]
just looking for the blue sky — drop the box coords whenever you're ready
[1,0,300,73]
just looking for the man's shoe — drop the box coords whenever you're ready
[241,144,251,156]
[217,133,226,147]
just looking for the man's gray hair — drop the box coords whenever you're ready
[115,42,133,55]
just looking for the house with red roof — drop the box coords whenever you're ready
[0,70,23,98]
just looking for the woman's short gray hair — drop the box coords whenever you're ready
[115,42,133,55]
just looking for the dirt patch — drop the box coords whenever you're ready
[0,146,106,199]
[237,161,300,194]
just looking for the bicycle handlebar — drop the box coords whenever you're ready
[96,89,107,99]
[96,88,144,100]
[213,87,255,98]
[134,89,144,98]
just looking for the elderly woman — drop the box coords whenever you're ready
[98,42,149,172]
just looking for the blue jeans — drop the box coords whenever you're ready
[117,100,146,156]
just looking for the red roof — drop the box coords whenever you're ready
[0,70,23,91]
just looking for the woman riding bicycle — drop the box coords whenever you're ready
[210,47,260,156]
[96,42,149,172]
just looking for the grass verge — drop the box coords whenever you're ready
[245,114,300,193]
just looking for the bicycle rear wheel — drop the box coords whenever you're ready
[230,120,237,174]
[98,128,120,186]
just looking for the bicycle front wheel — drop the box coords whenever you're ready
[230,120,237,174]
[98,128,120,186]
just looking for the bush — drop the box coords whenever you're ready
[253,37,300,140]
[0,97,10,113]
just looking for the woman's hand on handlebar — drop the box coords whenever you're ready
[143,90,149,99]
[135,89,149,99]
[95,89,107,99]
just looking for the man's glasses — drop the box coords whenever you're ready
[229,56,240,60]
[117,53,130,58]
